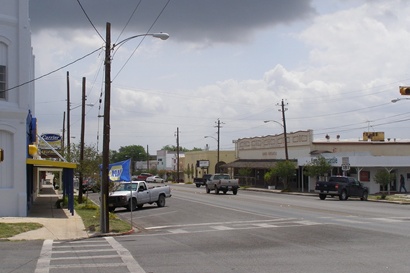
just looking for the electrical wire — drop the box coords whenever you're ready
[3,47,103,94]
[112,0,171,82]
[76,0,105,42]
[114,0,143,45]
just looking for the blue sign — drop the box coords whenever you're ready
[100,159,131,182]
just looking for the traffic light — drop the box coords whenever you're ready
[0,148,3,162]
[399,86,410,95]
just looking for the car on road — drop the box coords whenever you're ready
[206,173,239,195]
[315,176,368,201]
[108,181,171,211]
[134,173,153,181]
[146,175,164,183]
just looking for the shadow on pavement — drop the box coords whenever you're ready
[29,185,67,219]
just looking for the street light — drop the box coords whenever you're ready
[101,22,169,233]
[204,135,219,172]
[264,118,289,160]
[391,98,410,103]
[264,120,283,127]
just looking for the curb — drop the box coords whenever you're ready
[87,228,136,239]
[242,188,410,204]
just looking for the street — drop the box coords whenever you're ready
[2,184,410,273]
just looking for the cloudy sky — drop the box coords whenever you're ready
[29,0,410,154]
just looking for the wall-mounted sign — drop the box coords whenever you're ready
[197,160,210,168]
[38,133,62,150]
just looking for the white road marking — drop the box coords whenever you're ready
[105,236,147,273]
[34,239,53,273]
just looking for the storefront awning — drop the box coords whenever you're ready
[26,158,76,169]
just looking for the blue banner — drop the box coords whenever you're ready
[101,159,131,182]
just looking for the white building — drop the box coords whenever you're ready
[0,0,35,216]
[156,150,185,171]
[228,130,410,194]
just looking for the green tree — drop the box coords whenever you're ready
[264,160,296,191]
[374,169,394,198]
[304,155,332,179]
[70,143,101,203]
[110,145,147,175]
[238,168,252,186]
[161,145,202,152]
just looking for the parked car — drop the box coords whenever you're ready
[315,176,369,201]
[194,174,212,187]
[82,179,99,193]
[146,175,164,183]
[136,173,153,181]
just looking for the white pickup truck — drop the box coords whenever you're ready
[108,181,171,212]
[205,173,239,195]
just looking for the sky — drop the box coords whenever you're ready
[29,0,410,154]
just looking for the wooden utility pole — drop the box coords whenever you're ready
[147,145,149,171]
[176,127,179,182]
[62,112,65,153]
[66,71,70,160]
[101,22,111,233]
[78,77,86,203]
[279,99,289,160]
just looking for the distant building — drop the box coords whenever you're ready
[224,130,410,194]
[184,150,236,182]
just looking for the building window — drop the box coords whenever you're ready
[0,65,6,99]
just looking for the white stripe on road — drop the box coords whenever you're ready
[105,236,147,273]
[35,239,53,273]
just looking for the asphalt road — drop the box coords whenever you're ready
[2,184,410,273]
[113,184,410,273]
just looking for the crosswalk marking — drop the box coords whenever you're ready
[35,237,147,273]
[136,216,410,236]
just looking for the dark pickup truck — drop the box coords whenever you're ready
[315,176,369,201]
[194,174,212,188]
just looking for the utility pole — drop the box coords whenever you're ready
[146,145,149,171]
[214,119,224,172]
[101,22,111,233]
[278,99,289,160]
[176,127,180,182]
[78,77,86,203]
[62,112,65,153]
[66,71,70,160]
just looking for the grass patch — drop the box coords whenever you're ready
[74,198,132,233]
[0,222,43,239]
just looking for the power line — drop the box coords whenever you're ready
[112,0,171,82]
[76,0,105,42]
[3,47,103,94]
[114,0,143,45]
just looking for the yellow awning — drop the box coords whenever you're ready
[26,158,77,169]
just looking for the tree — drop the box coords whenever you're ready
[304,155,332,179]
[110,145,146,175]
[70,143,101,203]
[265,160,296,191]
[374,169,394,198]
[161,145,202,152]
[238,168,252,186]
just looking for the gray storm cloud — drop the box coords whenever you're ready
[29,0,316,43]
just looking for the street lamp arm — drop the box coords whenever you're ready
[113,33,170,49]
[70,103,94,110]
[204,135,217,141]
[264,120,283,127]
[391,98,410,103]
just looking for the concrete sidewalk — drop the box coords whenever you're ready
[0,185,89,241]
